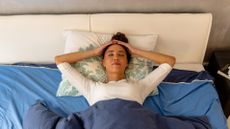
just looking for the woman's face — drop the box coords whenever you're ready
[102,44,128,74]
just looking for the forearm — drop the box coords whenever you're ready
[135,49,176,67]
[55,50,96,65]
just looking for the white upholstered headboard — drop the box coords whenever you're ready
[0,13,212,71]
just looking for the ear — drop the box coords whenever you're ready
[100,60,105,67]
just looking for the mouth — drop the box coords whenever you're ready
[112,62,121,65]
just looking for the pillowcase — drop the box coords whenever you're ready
[56,30,158,96]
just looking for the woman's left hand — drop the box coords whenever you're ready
[113,40,138,55]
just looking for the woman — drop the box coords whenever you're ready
[55,32,175,106]
[24,32,211,129]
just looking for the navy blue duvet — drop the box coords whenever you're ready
[23,99,211,129]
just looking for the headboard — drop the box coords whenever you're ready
[0,13,212,71]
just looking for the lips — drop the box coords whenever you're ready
[112,62,121,65]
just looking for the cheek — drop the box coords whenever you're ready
[121,57,128,63]
[102,58,111,66]
[120,59,128,68]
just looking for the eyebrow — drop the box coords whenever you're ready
[106,50,125,53]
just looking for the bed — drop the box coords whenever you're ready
[0,13,228,129]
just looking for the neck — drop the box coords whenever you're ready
[107,72,125,82]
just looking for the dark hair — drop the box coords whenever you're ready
[102,32,131,62]
[111,32,129,43]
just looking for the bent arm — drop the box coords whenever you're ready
[55,50,96,65]
[134,49,176,67]
[55,41,114,65]
[115,40,176,67]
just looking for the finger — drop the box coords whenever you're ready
[112,40,129,48]
[112,41,117,44]
[112,40,123,43]
[111,40,119,44]
[117,41,128,47]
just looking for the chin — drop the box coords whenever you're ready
[111,70,123,73]
[109,69,125,74]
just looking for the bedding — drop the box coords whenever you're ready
[163,67,214,82]
[24,99,211,129]
[0,64,228,129]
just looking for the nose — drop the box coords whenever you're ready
[113,55,119,61]
[113,59,119,62]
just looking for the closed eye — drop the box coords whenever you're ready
[108,53,114,56]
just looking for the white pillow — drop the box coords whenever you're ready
[64,30,157,53]
[56,30,158,96]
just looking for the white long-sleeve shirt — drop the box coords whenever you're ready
[57,62,172,105]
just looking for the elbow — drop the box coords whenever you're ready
[167,56,176,67]
[55,55,63,65]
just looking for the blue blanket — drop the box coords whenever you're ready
[0,65,228,129]
[24,99,211,129]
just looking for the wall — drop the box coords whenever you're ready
[0,0,229,63]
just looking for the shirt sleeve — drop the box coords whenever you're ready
[139,63,172,98]
[57,62,95,100]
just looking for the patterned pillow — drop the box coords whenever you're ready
[56,30,158,96]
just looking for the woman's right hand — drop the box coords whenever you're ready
[94,41,114,56]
